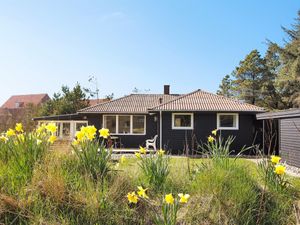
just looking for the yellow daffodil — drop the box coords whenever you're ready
[115,163,120,169]
[36,139,42,145]
[208,135,215,143]
[157,149,165,156]
[36,124,46,134]
[45,123,57,134]
[165,193,174,205]
[127,192,138,204]
[48,135,57,144]
[178,193,190,203]
[212,129,217,136]
[271,155,281,164]
[139,146,146,154]
[135,152,141,159]
[76,131,85,142]
[99,128,110,139]
[137,186,148,199]
[84,125,97,140]
[275,164,286,175]
[15,123,23,132]
[120,155,126,163]
[0,135,8,143]
[6,129,16,137]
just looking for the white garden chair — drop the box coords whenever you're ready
[146,135,158,151]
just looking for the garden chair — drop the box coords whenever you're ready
[146,135,158,151]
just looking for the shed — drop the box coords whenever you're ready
[257,109,300,168]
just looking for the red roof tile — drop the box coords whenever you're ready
[1,94,50,109]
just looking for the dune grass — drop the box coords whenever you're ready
[0,124,300,224]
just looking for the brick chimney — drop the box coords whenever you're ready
[164,85,170,95]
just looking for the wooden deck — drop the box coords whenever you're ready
[112,148,155,153]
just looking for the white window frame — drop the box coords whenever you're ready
[37,120,89,139]
[217,113,239,130]
[102,115,146,135]
[172,113,194,130]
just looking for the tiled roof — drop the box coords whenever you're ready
[150,90,265,112]
[1,94,50,109]
[79,94,180,114]
[88,99,109,106]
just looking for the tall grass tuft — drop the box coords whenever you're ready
[137,150,170,191]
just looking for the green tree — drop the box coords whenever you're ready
[274,10,300,107]
[217,74,234,97]
[261,44,283,109]
[40,83,90,116]
[233,50,267,106]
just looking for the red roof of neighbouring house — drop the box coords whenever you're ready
[1,94,50,109]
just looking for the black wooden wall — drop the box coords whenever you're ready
[279,117,300,167]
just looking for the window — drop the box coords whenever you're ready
[133,115,145,134]
[118,116,131,134]
[62,123,71,138]
[103,115,146,135]
[172,113,193,129]
[217,113,239,130]
[103,115,117,133]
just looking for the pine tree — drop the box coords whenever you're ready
[275,10,300,107]
[233,50,267,106]
[217,74,234,97]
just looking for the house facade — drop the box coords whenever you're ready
[34,86,265,154]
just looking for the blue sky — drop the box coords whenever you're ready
[0,1,299,105]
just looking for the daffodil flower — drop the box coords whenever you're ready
[45,123,57,134]
[271,155,281,164]
[0,135,8,143]
[6,129,16,137]
[165,193,174,204]
[99,128,110,139]
[157,149,165,156]
[127,192,138,204]
[48,135,57,144]
[139,146,146,154]
[275,164,286,175]
[211,129,217,136]
[15,123,23,133]
[208,135,215,143]
[178,193,190,203]
[135,152,141,159]
[137,186,148,199]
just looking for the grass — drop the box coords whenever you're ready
[1,151,300,224]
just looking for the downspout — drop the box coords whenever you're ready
[160,110,162,149]
[262,120,265,154]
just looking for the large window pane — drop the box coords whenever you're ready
[133,115,145,134]
[220,115,234,127]
[118,116,130,134]
[173,114,192,128]
[104,116,116,133]
[62,123,71,138]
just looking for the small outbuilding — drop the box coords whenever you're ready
[257,109,300,168]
